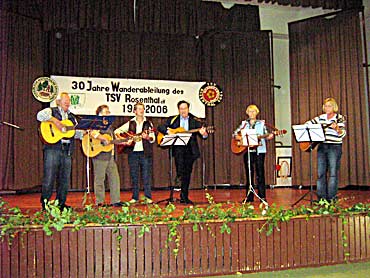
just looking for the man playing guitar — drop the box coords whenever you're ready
[37,92,84,210]
[157,100,208,205]
[114,102,156,204]
[88,105,124,207]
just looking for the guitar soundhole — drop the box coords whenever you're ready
[49,124,55,137]
[89,138,94,151]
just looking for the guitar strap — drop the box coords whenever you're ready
[170,115,179,125]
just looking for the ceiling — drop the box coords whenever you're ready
[203,0,363,10]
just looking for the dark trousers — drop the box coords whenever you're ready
[41,147,72,207]
[128,151,152,200]
[173,146,195,200]
[243,151,266,200]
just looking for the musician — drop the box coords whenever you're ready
[36,92,83,210]
[306,98,346,202]
[233,104,273,202]
[157,100,208,205]
[114,102,155,204]
[89,105,123,207]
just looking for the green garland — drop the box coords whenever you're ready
[1,193,369,257]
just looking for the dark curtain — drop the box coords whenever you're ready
[0,1,275,191]
[200,32,274,186]
[2,0,260,34]
[45,30,273,191]
[136,0,260,35]
[0,10,44,190]
[289,10,369,186]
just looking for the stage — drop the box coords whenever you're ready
[1,187,369,214]
[0,188,369,278]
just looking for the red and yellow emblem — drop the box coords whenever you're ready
[199,82,223,106]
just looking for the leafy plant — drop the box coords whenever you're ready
[0,195,369,257]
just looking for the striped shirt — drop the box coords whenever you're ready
[306,113,346,144]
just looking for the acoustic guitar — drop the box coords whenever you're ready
[231,129,287,154]
[299,141,320,152]
[39,119,75,144]
[157,126,215,145]
[299,117,345,152]
[81,133,131,157]
[116,128,156,154]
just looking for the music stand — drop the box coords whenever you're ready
[156,133,192,204]
[75,116,115,197]
[291,124,325,206]
[241,129,268,206]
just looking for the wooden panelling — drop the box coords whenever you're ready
[0,215,369,277]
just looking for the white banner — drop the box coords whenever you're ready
[50,75,207,118]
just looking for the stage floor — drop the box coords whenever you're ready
[1,188,369,215]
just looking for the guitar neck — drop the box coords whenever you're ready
[110,138,129,144]
[257,133,271,139]
[186,128,202,133]
[179,126,213,134]
[258,129,286,139]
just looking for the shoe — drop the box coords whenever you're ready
[144,198,153,204]
[180,198,194,205]
[111,202,124,207]
[60,204,72,211]
[128,199,138,204]
[243,197,254,203]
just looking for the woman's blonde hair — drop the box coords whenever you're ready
[322,98,339,112]
[246,104,260,115]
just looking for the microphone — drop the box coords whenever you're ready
[0,121,25,131]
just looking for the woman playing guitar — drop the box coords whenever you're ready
[304,98,346,202]
[233,104,274,203]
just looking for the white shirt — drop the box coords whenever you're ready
[114,116,155,152]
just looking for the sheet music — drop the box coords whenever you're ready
[241,129,259,147]
[292,124,325,142]
[160,133,192,146]
[75,115,115,130]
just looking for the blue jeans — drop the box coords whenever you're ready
[128,151,152,200]
[317,143,342,201]
[41,147,72,207]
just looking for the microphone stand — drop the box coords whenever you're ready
[242,130,268,206]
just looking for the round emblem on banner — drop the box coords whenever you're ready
[199,82,223,106]
[32,77,58,102]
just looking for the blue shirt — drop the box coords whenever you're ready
[180,116,189,131]
[234,119,268,154]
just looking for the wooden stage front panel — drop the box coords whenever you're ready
[1,214,369,278]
